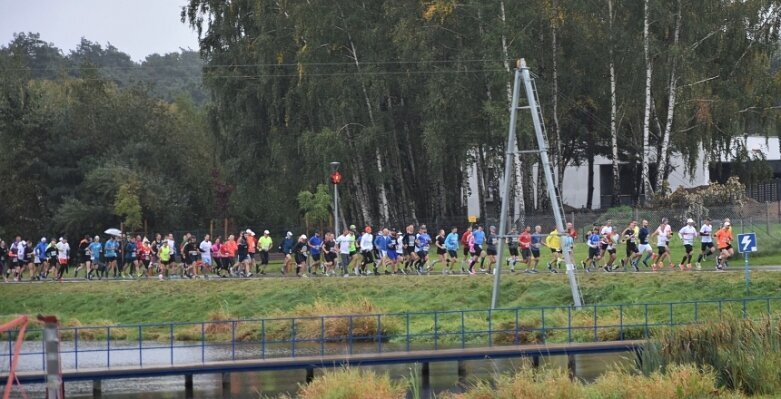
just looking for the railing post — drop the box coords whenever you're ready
[377,315,382,354]
[767,298,771,317]
[169,324,174,366]
[291,318,296,358]
[261,320,266,359]
[644,304,649,339]
[694,302,699,322]
[743,299,747,319]
[321,317,326,357]
[231,321,236,361]
[139,325,143,367]
[201,323,205,364]
[568,307,572,343]
[75,328,79,370]
[593,305,598,342]
[619,305,624,341]
[669,303,674,327]
[434,312,439,351]
[541,308,546,344]
[460,311,465,349]
[348,316,353,355]
[719,300,723,320]
[406,314,410,352]
[107,327,111,369]
[515,309,520,345]
[488,309,492,347]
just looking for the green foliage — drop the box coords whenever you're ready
[297,184,332,229]
[114,179,143,230]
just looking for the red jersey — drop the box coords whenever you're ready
[519,232,532,249]
[461,231,472,246]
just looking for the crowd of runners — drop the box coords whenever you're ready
[0,217,735,282]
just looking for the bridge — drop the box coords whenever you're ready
[2,297,780,395]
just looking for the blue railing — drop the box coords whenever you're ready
[3,297,781,373]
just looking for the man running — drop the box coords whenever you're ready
[414,225,431,274]
[55,237,70,280]
[544,226,563,273]
[599,219,614,259]
[637,220,653,268]
[104,236,119,278]
[431,229,447,273]
[620,221,640,272]
[335,228,353,276]
[677,218,697,270]
[483,226,499,274]
[506,227,519,272]
[88,236,102,280]
[322,233,337,276]
[467,225,485,275]
[518,226,534,273]
[402,225,418,273]
[444,227,459,274]
[695,218,714,270]
[308,232,323,275]
[359,226,375,275]
[33,238,48,280]
[280,232,295,276]
[650,218,673,271]
[714,221,733,270]
[199,234,213,278]
[582,226,601,272]
[460,226,472,273]
[257,230,273,275]
[292,235,309,277]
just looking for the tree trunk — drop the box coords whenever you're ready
[655,0,682,195]
[586,151,595,209]
[640,0,653,201]
[550,0,564,191]
[340,6,390,224]
[476,146,488,220]
[500,0,526,221]
[609,0,620,207]
[343,125,372,224]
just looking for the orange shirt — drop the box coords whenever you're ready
[223,240,238,257]
[714,228,733,249]
[247,235,257,253]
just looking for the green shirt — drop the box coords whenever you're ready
[160,245,171,262]
[259,236,273,251]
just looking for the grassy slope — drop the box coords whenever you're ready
[2,271,781,326]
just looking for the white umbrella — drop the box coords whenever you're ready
[104,228,122,237]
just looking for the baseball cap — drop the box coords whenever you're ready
[349,224,356,231]
[41,237,46,242]
[264,230,270,235]
[246,229,255,236]
[724,222,731,227]
[687,218,694,224]
[300,234,307,240]
[286,231,293,237]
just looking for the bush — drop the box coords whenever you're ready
[288,368,407,399]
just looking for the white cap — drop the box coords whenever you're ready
[94,235,100,240]
[286,231,293,237]
[246,229,255,236]
[59,237,64,242]
[41,237,47,242]
[724,221,731,227]
[300,234,307,240]
[264,230,270,235]
[687,218,694,224]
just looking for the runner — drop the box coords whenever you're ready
[323,232,337,276]
[714,221,733,270]
[223,234,238,277]
[518,226,534,273]
[432,229,447,273]
[359,227,375,276]
[506,227,519,272]
[245,229,257,275]
[402,225,418,273]
[460,226,472,273]
[0,240,7,283]
[444,227,459,274]
[695,218,714,270]
[308,232,323,275]
[257,230,273,275]
[33,238,47,280]
[199,234,213,278]
[385,229,399,274]
[637,220,653,268]
[544,226,562,273]
[565,222,578,258]
[235,232,251,277]
[122,236,137,279]
[335,228,353,276]
[677,219,697,270]
[279,232,295,276]
[599,219,614,259]
[530,226,543,273]
[139,238,152,278]
[76,235,91,278]
[88,236,102,280]
[582,226,601,272]
[467,225,485,275]
[55,237,70,281]
[650,218,673,271]
[292,235,309,277]
[482,226,498,274]
[415,225,431,274]
[158,240,171,280]
[620,221,640,272]
[104,236,119,278]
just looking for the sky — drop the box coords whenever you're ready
[0,0,200,61]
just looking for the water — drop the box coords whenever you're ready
[3,340,634,398]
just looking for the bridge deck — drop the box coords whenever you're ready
[5,340,644,384]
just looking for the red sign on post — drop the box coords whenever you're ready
[330,171,342,185]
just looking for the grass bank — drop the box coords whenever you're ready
[3,271,781,324]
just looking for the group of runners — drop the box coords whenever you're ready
[0,216,735,282]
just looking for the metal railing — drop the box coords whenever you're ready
[3,297,781,373]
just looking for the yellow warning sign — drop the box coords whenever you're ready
[468,215,478,223]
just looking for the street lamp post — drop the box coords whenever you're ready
[329,162,342,239]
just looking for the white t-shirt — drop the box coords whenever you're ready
[396,236,404,254]
[699,224,713,243]
[678,226,697,245]
[655,225,672,246]
[56,242,70,260]
[335,235,352,254]
[600,225,613,237]
[199,240,212,259]
[360,233,374,251]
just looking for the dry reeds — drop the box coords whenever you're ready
[291,367,406,399]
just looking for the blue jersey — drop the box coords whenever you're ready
[89,242,102,260]
[104,240,119,257]
[445,233,459,251]
[308,236,322,255]
[588,233,601,248]
[530,233,542,249]
[34,242,47,260]
[374,235,388,251]
[415,233,431,252]
[472,230,486,245]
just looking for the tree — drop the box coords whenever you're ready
[114,179,143,231]
[297,184,332,232]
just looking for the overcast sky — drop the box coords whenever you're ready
[0,0,200,61]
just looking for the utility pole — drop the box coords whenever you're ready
[492,59,583,309]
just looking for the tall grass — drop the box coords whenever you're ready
[642,318,781,396]
[283,367,407,399]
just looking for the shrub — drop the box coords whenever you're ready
[291,368,406,399]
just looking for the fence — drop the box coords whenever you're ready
[3,297,781,373]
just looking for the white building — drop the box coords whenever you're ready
[465,136,780,216]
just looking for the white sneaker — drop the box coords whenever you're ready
[158,274,164,281]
